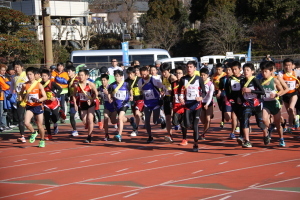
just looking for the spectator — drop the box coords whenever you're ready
[0,65,11,131]
[95,66,116,88]
[108,58,123,76]
[262,54,275,62]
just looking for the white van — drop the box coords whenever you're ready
[200,55,226,69]
[224,53,247,65]
[158,57,200,69]
[70,48,171,66]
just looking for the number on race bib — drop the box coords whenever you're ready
[286,80,296,90]
[143,90,155,100]
[27,94,39,103]
[114,90,127,100]
[186,89,198,100]
[231,80,241,91]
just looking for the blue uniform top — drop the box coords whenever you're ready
[108,81,131,111]
[138,77,163,110]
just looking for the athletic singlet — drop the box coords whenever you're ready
[25,82,42,107]
[202,80,214,105]
[212,72,226,90]
[109,81,130,110]
[240,78,263,107]
[99,85,114,111]
[179,75,205,110]
[279,70,298,93]
[162,76,172,96]
[126,77,143,101]
[43,81,60,109]
[140,77,161,109]
[77,81,94,103]
[261,78,277,101]
[172,81,184,114]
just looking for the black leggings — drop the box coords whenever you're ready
[241,106,266,130]
[184,109,201,142]
[17,102,25,136]
[60,94,66,114]
[232,103,245,137]
[44,107,59,135]
[95,109,101,122]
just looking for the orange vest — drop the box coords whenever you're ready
[0,76,10,101]
[51,70,69,89]
[212,72,226,90]
[282,71,298,93]
[25,82,42,107]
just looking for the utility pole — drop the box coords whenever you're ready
[42,0,53,68]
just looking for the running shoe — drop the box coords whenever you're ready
[114,124,118,129]
[263,136,271,145]
[9,124,17,128]
[45,134,53,140]
[236,137,244,146]
[114,134,122,142]
[147,136,153,143]
[229,133,236,140]
[281,119,287,129]
[179,139,188,146]
[103,134,110,141]
[130,130,138,137]
[242,140,252,148]
[283,127,288,132]
[84,136,92,143]
[192,144,199,152]
[129,117,137,130]
[199,134,206,140]
[295,115,300,129]
[234,127,240,134]
[174,125,181,130]
[164,135,173,143]
[39,140,45,148]
[29,131,38,143]
[71,130,79,137]
[53,123,58,135]
[279,138,285,147]
[220,121,224,128]
[17,137,26,143]
[98,122,103,130]
[287,127,293,134]
[160,117,166,129]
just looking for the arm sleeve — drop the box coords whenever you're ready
[52,82,62,98]
[204,83,215,105]
[219,77,225,90]
[251,78,265,95]
[178,78,185,97]
[224,78,232,99]
[199,77,206,98]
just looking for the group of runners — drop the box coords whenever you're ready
[6,58,300,151]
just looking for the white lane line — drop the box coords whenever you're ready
[249,183,260,188]
[123,192,139,198]
[174,153,184,156]
[242,153,251,157]
[297,164,300,167]
[1,151,296,199]
[44,167,57,171]
[49,152,61,155]
[111,152,121,155]
[0,149,133,169]
[219,196,231,200]
[34,190,52,196]
[80,159,91,163]
[275,172,285,176]
[219,161,228,165]
[192,170,203,174]
[116,168,129,172]
[14,159,27,163]
[147,160,158,164]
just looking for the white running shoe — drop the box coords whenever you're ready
[130,131,138,137]
[71,130,79,136]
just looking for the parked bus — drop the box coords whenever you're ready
[70,48,171,66]
[158,57,200,69]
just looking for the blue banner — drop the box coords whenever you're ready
[247,39,251,62]
[122,42,129,66]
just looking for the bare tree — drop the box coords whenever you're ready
[118,0,138,27]
[144,18,181,51]
[73,23,97,50]
[53,18,70,47]
[200,7,245,54]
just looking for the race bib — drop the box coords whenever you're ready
[79,92,90,101]
[243,86,257,99]
[286,80,296,90]
[114,90,126,100]
[132,87,140,96]
[231,80,240,91]
[102,93,109,102]
[186,89,199,100]
[144,90,155,100]
[174,94,180,103]
[27,93,39,103]
[16,84,23,93]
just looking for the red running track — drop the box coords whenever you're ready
[0,110,299,200]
